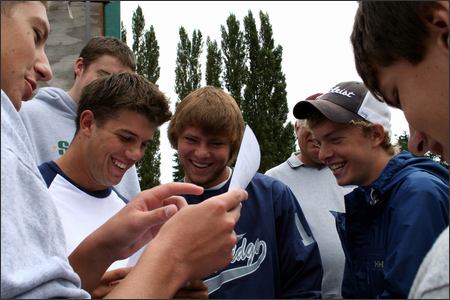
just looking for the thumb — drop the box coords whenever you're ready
[139,204,179,228]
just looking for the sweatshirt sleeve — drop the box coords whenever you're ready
[273,180,323,298]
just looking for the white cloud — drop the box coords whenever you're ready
[121,1,409,183]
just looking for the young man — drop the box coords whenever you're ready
[20,36,141,200]
[294,81,449,299]
[350,2,449,298]
[266,93,351,299]
[168,86,323,299]
[1,2,247,298]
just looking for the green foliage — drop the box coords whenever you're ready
[120,21,127,43]
[173,26,204,181]
[205,37,222,87]
[131,6,163,189]
[221,14,247,106]
[241,11,295,172]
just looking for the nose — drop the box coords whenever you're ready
[194,143,211,159]
[35,48,53,82]
[126,144,145,161]
[318,143,332,162]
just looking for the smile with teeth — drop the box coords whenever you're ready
[112,158,127,170]
[329,162,345,172]
[192,161,210,168]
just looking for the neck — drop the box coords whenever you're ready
[56,137,106,191]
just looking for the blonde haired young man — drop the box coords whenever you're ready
[295,81,449,299]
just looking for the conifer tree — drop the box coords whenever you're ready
[205,37,222,87]
[131,6,163,189]
[173,27,203,181]
[242,11,295,172]
[221,14,246,106]
[120,21,127,43]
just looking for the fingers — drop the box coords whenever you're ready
[139,182,204,203]
[206,189,248,212]
[100,267,132,284]
[228,203,243,222]
[162,195,188,210]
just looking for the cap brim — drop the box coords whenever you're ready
[293,99,365,124]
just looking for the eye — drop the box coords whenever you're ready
[33,28,42,44]
[330,137,342,145]
[185,137,197,144]
[119,134,134,143]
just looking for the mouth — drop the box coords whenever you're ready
[191,160,211,169]
[328,162,345,173]
[23,79,37,101]
[112,158,128,170]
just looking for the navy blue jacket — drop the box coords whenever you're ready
[182,172,323,298]
[333,151,449,298]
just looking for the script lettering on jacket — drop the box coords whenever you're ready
[205,233,267,294]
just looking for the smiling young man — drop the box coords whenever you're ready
[20,36,141,201]
[168,86,323,299]
[38,72,167,272]
[350,2,449,298]
[294,81,449,299]
[266,93,351,299]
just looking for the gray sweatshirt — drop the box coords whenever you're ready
[1,90,89,298]
[19,87,141,200]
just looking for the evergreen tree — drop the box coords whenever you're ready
[205,37,222,87]
[173,27,203,181]
[241,11,295,172]
[221,14,247,106]
[120,21,127,43]
[131,6,163,189]
[132,5,146,75]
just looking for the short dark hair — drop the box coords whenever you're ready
[79,36,136,72]
[351,1,435,101]
[75,72,171,132]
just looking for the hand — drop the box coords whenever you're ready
[147,188,248,281]
[95,182,204,262]
[70,182,203,293]
[91,267,131,299]
[174,280,208,299]
[103,189,247,299]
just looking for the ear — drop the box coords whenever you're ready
[422,1,449,52]
[79,110,95,137]
[73,57,85,78]
[370,124,387,148]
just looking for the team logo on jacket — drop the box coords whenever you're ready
[205,233,267,294]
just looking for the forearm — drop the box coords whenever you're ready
[69,232,116,293]
[105,241,188,299]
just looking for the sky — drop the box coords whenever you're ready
[121,1,410,184]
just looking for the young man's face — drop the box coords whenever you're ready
[83,109,154,190]
[177,126,231,188]
[376,44,448,161]
[295,120,322,166]
[1,1,52,110]
[311,120,382,186]
[73,55,132,102]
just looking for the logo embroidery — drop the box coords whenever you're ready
[57,140,70,155]
[329,86,355,98]
[205,233,267,294]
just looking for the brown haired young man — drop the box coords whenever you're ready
[168,86,323,299]
[1,2,247,298]
[350,2,449,298]
[20,36,141,201]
